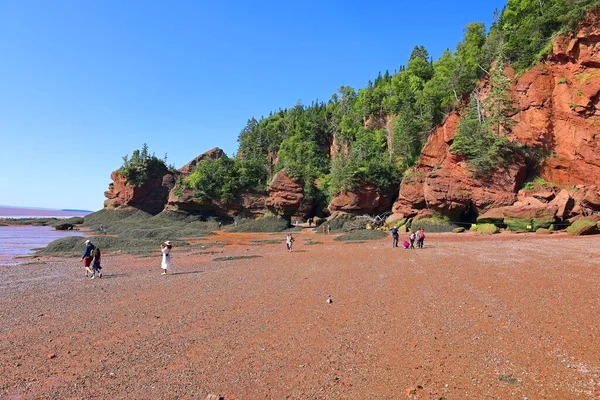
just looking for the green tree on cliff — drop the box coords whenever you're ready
[450,48,517,176]
[119,143,168,187]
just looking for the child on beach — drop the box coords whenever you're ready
[161,241,172,275]
[90,248,102,279]
[409,231,415,249]
[286,233,295,252]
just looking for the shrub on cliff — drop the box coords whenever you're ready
[184,155,267,203]
[119,143,169,187]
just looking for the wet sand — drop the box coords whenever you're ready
[1,230,600,399]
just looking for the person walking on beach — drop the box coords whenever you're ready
[391,226,399,248]
[322,224,327,234]
[161,241,172,275]
[90,247,102,279]
[409,231,415,249]
[81,239,96,277]
[285,233,295,252]
[416,227,425,248]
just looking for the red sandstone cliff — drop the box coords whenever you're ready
[393,9,600,223]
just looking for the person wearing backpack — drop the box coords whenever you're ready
[417,227,425,248]
[390,226,399,248]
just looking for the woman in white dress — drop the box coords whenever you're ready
[161,241,172,275]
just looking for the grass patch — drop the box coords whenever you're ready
[213,255,262,262]
[249,239,281,245]
[303,240,322,245]
[225,216,289,232]
[573,70,600,84]
[334,230,388,241]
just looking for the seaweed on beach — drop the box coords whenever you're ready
[249,239,281,245]
[36,235,189,257]
[333,230,387,241]
[225,216,289,232]
[213,255,262,262]
[86,210,218,240]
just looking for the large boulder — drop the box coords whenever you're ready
[566,218,598,235]
[328,184,393,216]
[549,189,575,220]
[178,148,224,175]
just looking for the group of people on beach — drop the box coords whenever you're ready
[80,221,425,278]
[81,239,173,278]
[390,226,425,249]
[81,239,102,279]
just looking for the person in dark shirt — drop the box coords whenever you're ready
[81,239,96,277]
[391,226,399,248]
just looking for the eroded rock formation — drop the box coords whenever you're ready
[265,170,313,219]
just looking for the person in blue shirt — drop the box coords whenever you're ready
[391,226,399,248]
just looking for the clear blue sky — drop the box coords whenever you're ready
[0,0,506,211]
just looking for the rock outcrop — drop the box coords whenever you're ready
[105,148,269,218]
[166,148,268,218]
[104,170,174,215]
[392,113,527,221]
[265,171,312,219]
[393,10,600,224]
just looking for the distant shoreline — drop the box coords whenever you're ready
[0,206,91,218]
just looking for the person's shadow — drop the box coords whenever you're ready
[171,270,204,276]
[101,273,129,279]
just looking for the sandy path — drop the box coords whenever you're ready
[1,230,600,399]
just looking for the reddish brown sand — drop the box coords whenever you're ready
[2,230,600,399]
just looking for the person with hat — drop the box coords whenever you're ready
[160,241,173,275]
[81,239,96,277]
[390,225,399,248]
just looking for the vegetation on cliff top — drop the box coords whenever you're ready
[119,143,169,187]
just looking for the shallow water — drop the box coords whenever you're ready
[0,226,83,266]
